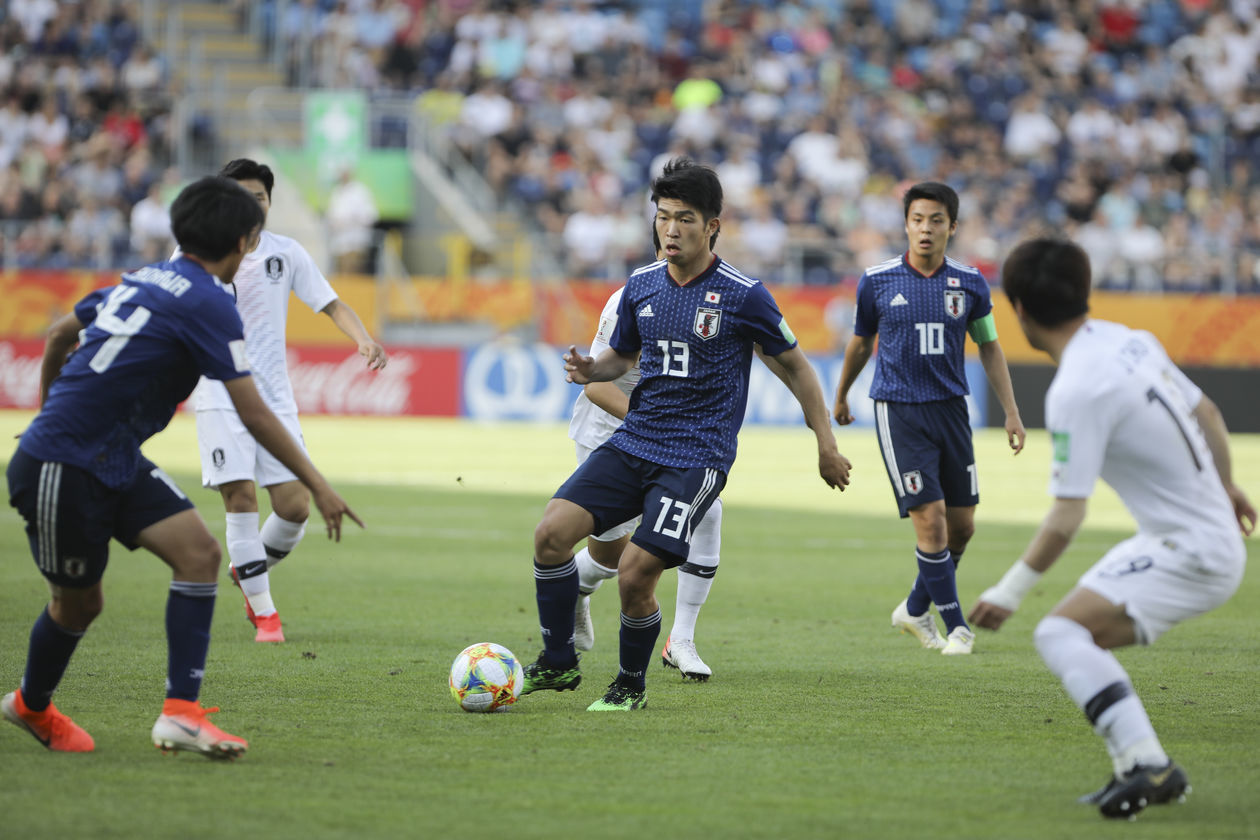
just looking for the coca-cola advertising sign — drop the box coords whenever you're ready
[285,346,460,416]
[0,341,462,416]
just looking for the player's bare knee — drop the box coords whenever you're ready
[533,519,573,565]
[179,535,223,581]
[220,482,258,512]
[50,588,104,630]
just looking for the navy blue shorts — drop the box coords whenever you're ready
[873,398,978,518]
[553,443,725,569]
[7,447,195,588]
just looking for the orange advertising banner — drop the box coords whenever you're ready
[3,271,1258,366]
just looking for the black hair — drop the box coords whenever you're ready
[650,157,723,249]
[219,158,275,199]
[1001,237,1091,327]
[903,181,960,225]
[170,176,265,261]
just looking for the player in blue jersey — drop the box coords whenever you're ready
[833,181,1025,656]
[3,176,361,759]
[522,158,852,711]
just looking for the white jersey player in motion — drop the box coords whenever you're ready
[193,159,387,642]
[969,237,1255,820]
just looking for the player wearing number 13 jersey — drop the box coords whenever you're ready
[524,158,852,712]
[834,181,1026,656]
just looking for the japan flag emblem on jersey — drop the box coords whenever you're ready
[694,307,722,340]
[944,289,966,319]
[902,470,923,494]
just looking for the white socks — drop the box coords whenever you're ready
[225,512,276,617]
[1034,615,1168,775]
[575,545,618,596]
[260,513,306,568]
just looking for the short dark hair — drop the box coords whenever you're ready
[170,176,265,261]
[1001,237,1091,327]
[903,181,959,225]
[651,157,723,249]
[219,158,275,199]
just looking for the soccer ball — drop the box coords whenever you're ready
[449,642,524,713]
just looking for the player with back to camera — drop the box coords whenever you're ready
[3,176,363,759]
[833,181,1025,655]
[569,235,796,681]
[188,158,386,643]
[969,237,1255,819]
[525,157,852,711]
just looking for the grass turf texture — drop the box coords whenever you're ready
[1,411,1257,839]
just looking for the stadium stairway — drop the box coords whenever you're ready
[151,3,303,157]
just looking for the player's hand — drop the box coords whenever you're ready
[820,449,852,490]
[968,597,1013,631]
[360,341,387,370]
[1006,414,1026,454]
[311,486,364,542]
[833,398,854,426]
[1227,483,1257,536]
[563,344,595,384]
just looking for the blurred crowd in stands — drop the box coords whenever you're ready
[0,0,178,269]
[4,0,1260,294]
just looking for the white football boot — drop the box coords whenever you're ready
[891,598,947,650]
[941,626,976,656]
[661,636,712,681]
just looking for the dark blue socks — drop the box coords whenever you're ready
[165,581,217,701]
[534,557,579,668]
[21,607,85,711]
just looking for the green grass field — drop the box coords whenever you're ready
[1,411,1257,839]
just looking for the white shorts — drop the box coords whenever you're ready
[197,409,307,490]
[1078,533,1245,645]
[574,441,639,542]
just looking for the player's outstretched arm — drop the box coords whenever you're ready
[1192,395,1257,535]
[977,339,1025,453]
[564,345,635,385]
[39,312,85,406]
[773,345,852,490]
[321,299,387,370]
[833,334,874,425]
[223,375,364,541]
[969,496,1087,630]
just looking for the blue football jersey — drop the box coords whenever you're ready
[607,257,796,472]
[19,257,251,488]
[853,254,993,403]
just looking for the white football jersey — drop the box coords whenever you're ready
[188,230,338,414]
[568,286,640,450]
[1046,320,1241,559]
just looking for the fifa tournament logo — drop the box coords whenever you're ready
[694,307,721,340]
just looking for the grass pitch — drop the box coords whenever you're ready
[0,412,1257,839]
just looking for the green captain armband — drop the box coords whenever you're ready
[968,312,998,344]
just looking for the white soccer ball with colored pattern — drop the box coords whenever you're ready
[449,642,524,712]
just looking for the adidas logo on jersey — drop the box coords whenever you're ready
[639,304,655,317]
[890,293,909,306]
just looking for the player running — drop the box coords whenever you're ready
[191,158,386,642]
[524,157,852,711]
[970,236,1255,819]
[833,181,1025,655]
[3,176,362,758]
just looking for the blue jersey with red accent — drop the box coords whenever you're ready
[607,256,796,472]
[853,253,992,403]
[19,257,251,488]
